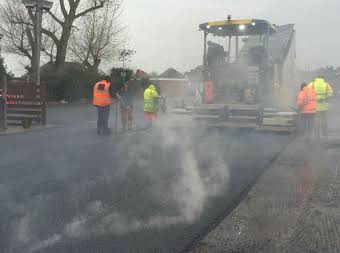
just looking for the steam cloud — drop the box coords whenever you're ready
[7,124,230,252]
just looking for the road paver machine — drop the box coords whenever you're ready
[188,16,298,131]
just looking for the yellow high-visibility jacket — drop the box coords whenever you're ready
[144,85,159,112]
[308,78,333,112]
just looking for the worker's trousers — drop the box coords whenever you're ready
[299,113,316,138]
[97,105,110,134]
[121,107,133,130]
[315,111,328,138]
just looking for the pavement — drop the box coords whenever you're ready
[0,103,293,253]
[191,103,340,253]
[0,125,61,135]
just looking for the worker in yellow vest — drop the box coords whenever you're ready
[93,76,117,135]
[308,76,334,138]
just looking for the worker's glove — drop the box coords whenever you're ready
[115,93,122,100]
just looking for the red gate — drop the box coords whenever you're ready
[0,81,47,129]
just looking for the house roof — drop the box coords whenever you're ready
[158,68,185,79]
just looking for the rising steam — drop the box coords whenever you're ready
[8,124,230,252]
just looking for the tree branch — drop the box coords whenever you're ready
[42,47,54,62]
[18,46,32,59]
[26,27,34,46]
[75,2,105,19]
[42,28,59,45]
[27,8,35,22]
[59,0,67,17]
[46,10,63,26]
[11,20,33,27]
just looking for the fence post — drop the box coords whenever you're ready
[0,75,7,130]
[41,85,47,125]
[0,93,3,130]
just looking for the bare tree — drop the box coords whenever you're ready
[42,0,113,68]
[0,1,56,78]
[118,48,135,67]
[0,0,114,71]
[69,1,124,73]
[0,1,34,67]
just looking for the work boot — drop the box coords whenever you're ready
[103,128,112,135]
[145,122,152,129]
[122,122,127,132]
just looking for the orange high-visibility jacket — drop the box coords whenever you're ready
[93,80,113,107]
[296,87,317,114]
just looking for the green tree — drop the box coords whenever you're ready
[41,62,95,101]
[110,67,133,86]
[0,57,13,81]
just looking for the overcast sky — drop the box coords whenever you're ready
[4,0,340,75]
[122,0,340,74]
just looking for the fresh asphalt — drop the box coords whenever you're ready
[0,104,293,253]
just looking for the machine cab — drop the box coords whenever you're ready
[199,16,277,105]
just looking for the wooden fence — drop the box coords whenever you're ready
[0,81,47,129]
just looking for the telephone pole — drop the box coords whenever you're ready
[23,0,53,86]
[35,0,43,86]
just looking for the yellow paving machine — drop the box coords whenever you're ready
[186,16,298,132]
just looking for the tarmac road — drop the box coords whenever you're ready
[0,104,293,253]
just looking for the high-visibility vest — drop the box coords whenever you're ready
[296,87,317,113]
[308,78,333,111]
[144,85,159,112]
[93,80,113,107]
[204,80,214,104]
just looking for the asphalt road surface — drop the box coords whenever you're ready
[0,105,293,253]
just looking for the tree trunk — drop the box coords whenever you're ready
[55,20,73,68]
[55,36,69,67]
[92,58,101,73]
[55,44,66,68]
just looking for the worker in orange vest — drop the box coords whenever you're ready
[93,76,117,135]
[296,83,317,138]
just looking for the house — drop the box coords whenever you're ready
[158,68,185,79]
[151,68,191,98]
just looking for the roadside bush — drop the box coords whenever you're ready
[110,67,133,87]
[109,67,149,100]
[41,62,99,101]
